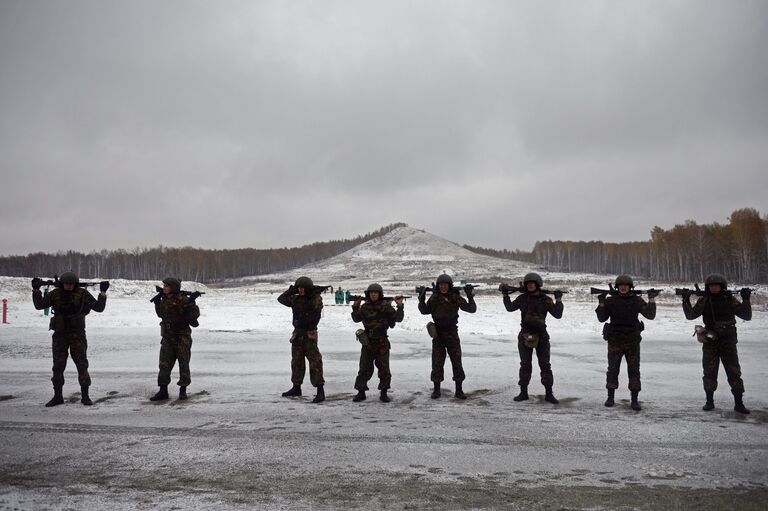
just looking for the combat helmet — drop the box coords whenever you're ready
[162,277,181,293]
[295,276,314,290]
[59,271,79,286]
[365,283,384,300]
[523,272,543,289]
[436,274,454,288]
[704,273,727,289]
[615,275,634,288]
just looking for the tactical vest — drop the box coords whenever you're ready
[359,301,394,339]
[517,294,551,334]
[157,293,193,336]
[606,295,643,331]
[292,294,322,331]
[49,288,90,332]
[428,292,461,331]
[701,293,737,330]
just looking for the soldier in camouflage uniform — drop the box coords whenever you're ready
[681,273,752,414]
[149,277,200,401]
[596,275,657,411]
[503,272,564,404]
[278,276,326,403]
[32,271,108,407]
[418,274,476,399]
[351,283,404,402]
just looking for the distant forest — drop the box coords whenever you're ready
[525,208,768,283]
[0,223,407,283]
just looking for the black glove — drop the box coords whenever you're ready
[100,281,110,293]
[418,288,427,301]
[740,288,752,300]
[597,293,607,305]
[288,285,296,294]
[553,290,563,300]
[31,277,42,290]
[464,285,474,297]
[647,289,659,299]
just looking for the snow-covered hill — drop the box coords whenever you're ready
[242,226,606,291]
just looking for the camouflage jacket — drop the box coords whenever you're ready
[278,289,323,331]
[33,287,106,333]
[155,292,200,336]
[418,290,476,331]
[683,292,751,332]
[351,299,404,339]
[504,292,563,339]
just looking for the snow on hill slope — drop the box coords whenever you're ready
[243,226,606,291]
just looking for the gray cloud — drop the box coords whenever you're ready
[1,0,766,255]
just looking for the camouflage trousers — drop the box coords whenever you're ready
[702,335,744,394]
[355,338,391,391]
[290,330,325,387]
[158,334,192,387]
[517,336,553,387]
[51,331,91,388]
[431,331,465,383]
[606,338,641,391]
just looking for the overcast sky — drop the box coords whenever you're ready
[1,1,766,255]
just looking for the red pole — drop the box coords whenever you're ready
[2,299,6,324]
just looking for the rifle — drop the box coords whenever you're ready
[415,283,437,296]
[310,285,331,295]
[150,286,206,303]
[33,275,109,289]
[500,282,568,296]
[675,284,754,298]
[416,283,478,296]
[349,294,410,303]
[591,284,664,296]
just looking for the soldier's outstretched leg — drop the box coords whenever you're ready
[516,338,533,401]
[150,384,169,401]
[45,385,64,407]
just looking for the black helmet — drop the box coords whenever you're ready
[365,283,383,299]
[295,276,314,289]
[162,277,181,293]
[436,274,453,287]
[615,275,634,288]
[705,273,727,289]
[59,271,79,286]
[523,272,543,289]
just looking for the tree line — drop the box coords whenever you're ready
[526,208,768,283]
[0,223,407,283]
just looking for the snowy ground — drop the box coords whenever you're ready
[1,278,767,510]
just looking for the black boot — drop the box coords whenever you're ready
[80,386,93,406]
[353,390,366,402]
[604,388,615,407]
[431,382,441,399]
[45,386,64,407]
[150,384,169,401]
[179,386,188,400]
[454,382,467,400]
[513,385,529,402]
[702,391,715,411]
[380,389,391,403]
[734,394,750,415]
[312,385,325,404]
[282,385,301,397]
[544,386,559,404]
[630,390,641,411]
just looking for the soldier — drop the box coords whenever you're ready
[595,275,657,411]
[278,276,326,403]
[32,272,108,407]
[351,284,404,402]
[149,277,200,401]
[681,273,752,414]
[503,272,564,404]
[418,274,476,399]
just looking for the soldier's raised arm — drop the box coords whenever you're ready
[639,296,656,320]
[277,285,296,307]
[733,289,752,321]
[547,294,564,319]
[31,278,52,310]
[682,293,704,320]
